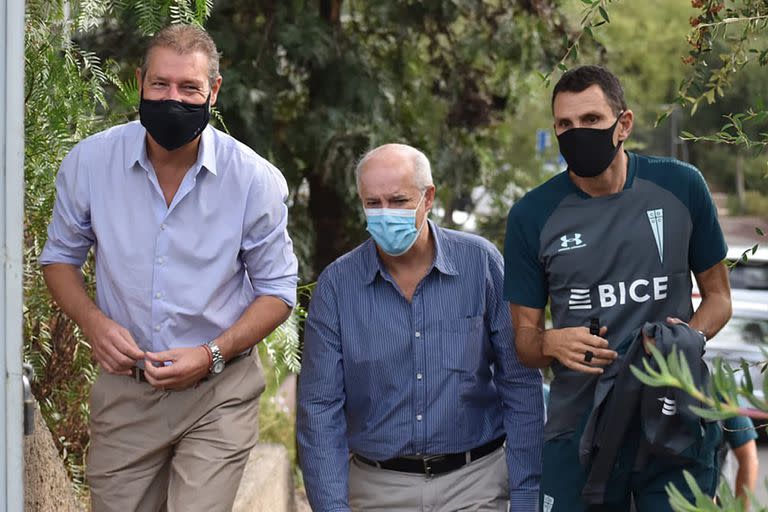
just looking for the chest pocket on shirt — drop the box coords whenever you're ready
[440,315,485,372]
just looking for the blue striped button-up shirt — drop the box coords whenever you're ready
[297,222,543,511]
[40,121,298,352]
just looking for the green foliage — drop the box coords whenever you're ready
[727,191,768,217]
[25,0,116,494]
[679,1,768,116]
[261,289,312,379]
[202,0,576,269]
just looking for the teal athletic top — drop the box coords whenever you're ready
[504,152,727,441]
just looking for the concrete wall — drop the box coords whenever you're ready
[233,443,296,512]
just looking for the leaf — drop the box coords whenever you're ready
[598,6,611,24]
[741,359,754,393]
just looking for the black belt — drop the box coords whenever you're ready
[129,347,253,383]
[355,435,505,478]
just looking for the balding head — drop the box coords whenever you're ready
[355,144,433,193]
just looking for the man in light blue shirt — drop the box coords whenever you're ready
[40,25,297,511]
[297,143,543,512]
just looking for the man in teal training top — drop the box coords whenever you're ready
[503,65,733,511]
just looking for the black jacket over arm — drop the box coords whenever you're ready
[578,321,710,505]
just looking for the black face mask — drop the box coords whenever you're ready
[557,113,624,178]
[139,91,211,151]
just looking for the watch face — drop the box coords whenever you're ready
[213,360,225,374]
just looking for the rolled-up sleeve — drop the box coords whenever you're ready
[297,268,351,512]
[487,247,543,510]
[241,162,299,307]
[40,144,95,267]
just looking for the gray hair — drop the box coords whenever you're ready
[354,144,434,192]
[140,24,220,89]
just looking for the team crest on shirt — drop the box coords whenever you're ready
[647,209,664,264]
[557,233,587,252]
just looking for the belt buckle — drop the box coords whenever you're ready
[422,454,446,479]
[132,367,143,383]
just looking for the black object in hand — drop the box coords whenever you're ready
[589,317,600,336]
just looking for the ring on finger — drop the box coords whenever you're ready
[584,350,594,363]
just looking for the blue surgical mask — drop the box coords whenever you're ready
[365,194,427,256]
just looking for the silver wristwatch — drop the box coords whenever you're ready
[207,340,225,375]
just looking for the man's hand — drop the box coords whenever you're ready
[143,346,210,391]
[642,317,690,354]
[83,315,145,375]
[542,326,617,374]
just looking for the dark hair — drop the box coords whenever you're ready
[551,65,627,115]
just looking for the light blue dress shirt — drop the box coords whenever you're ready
[40,121,298,353]
[297,222,543,511]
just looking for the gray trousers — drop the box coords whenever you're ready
[349,446,509,512]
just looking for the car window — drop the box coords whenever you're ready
[729,264,768,290]
[716,317,768,346]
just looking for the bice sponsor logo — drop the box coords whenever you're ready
[598,276,668,307]
[568,276,669,310]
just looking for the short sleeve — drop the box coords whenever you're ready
[688,169,727,274]
[504,203,548,308]
[723,415,757,449]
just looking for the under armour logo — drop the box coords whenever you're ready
[560,233,583,248]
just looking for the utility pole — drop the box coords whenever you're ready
[0,0,26,509]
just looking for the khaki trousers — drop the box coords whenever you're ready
[87,353,264,512]
[349,446,510,512]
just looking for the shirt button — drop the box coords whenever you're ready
[415,331,421,338]
[416,414,423,421]
[156,256,164,264]
[154,324,161,332]
[155,292,162,299]
[416,373,423,380]
[160,223,167,230]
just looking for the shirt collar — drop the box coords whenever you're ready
[126,123,218,176]
[361,220,458,285]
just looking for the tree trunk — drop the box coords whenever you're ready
[308,172,350,278]
[735,153,746,213]
[305,0,348,279]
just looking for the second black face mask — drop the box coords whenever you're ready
[139,92,211,151]
[557,113,624,178]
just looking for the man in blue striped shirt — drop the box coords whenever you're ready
[297,143,543,511]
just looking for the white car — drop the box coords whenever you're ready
[702,289,768,400]
[726,245,768,290]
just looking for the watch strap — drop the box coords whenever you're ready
[206,340,225,373]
